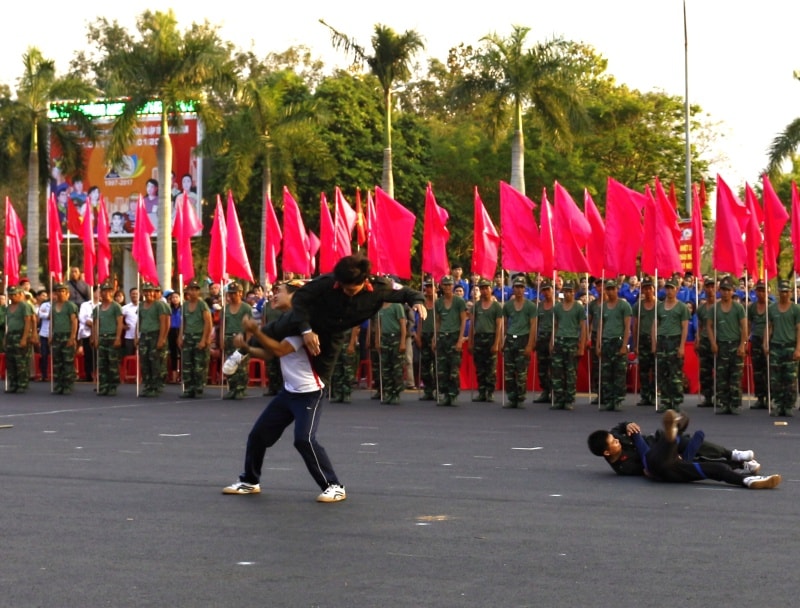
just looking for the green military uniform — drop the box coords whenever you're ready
[636,301,657,406]
[375,303,406,404]
[502,297,536,407]
[598,296,632,411]
[434,293,466,406]
[93,300,123,396]
[711,299,746,413]
[181,298,211,397]
[767,296,800,416]
[551,298,585,410]
[139,296,170,396]
[51,299,79,393]
[534,297,555,402]
[0,304,6,354]
[695,298,715,406]
[471,296,503,402]
[224,300,252,399]
[330,329,357,403]
[418,299,436,400]
[587,295,603,397]
[656,299,690,412]
[4,295,34,393]
[747,299,769,408]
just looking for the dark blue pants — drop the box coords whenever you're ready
[240,389,340,491]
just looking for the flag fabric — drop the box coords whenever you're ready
[225,192,254,283]
[374,187,416,279]
[264,193,282,284]
[713,175,749,276]
[690,184,705,277]
[207,195,227,283]
[132,195,159,284]
[318,192,336,274]
[308,230,321,275]
[743,184,764,277]
[762,174,789,278]
[604,178,645,277]
[421,183,450,281]
[366,191,379,271]
[67,200,83,236]
[584,189,605,277]
[792,182,800,275]
[668,182,679,210]
[355,188,367,247]
[472,187,500,280]
[650,178,684,276]
[4,197,25,288]
[96,197,111,284]
[553,181,591,273]
[172,190,203,282]
[539,188,554,277]
[47,193,64,282]
[499,181,542,271]
[282,187,311,276]
[81,195,96,286]
[334,187,357,259]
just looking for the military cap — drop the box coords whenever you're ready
[719,278,734,290]
[53,282,68,291]
[778,280,791,292]
[641,277,654,288]
[604,279,618,289]
[755,280,766,290]
[562,280,576,291]
[423,279,434,287]
[513,277,527,287]
[539,280,553,290]
[100,282,114,291]
[665,278,678,288]
[226,282,242,293]
[6,286,20,295]
[186,280,202,289]
[440,275,454,285]
[477,279,491,288]
[704,277,716,287]
[141,282,156,291]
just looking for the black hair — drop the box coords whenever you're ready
[587,430,612,456]
[333,254,371,285]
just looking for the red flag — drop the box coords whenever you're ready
[4,197,25,288]
[422,183,450,281]
[762,175,789,279]
[334,187,356,259]
[653,178,684,275]
[584,189,605,277]
[264,193,282,284]
[700,181,708,208]
[172,190,203,282]
[96,197,111,284]
[792,182,800,275]
[690,185,705,277]
[318,192,336,274]
[366,191,379,271]
[743,184,764,277]
[553,181,591,273]
[225,191,254,282]
[47,193,64,282]
[539,188,554,277]
[308,230,321,275]
[668,182,679,211]
[713,175,749,276]
[132,195,159,284]
[499,181,542,271]
[604,178,645,277]
[81,195,96,286]
[207,195,227,283]
[282,187,311,276]
[374,187,416,279]
[355,188,367,247]
[67,199,83,236]
[472,187,500,280]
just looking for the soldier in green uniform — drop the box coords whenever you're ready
[49,283,79,394]
[178,280,212,398]
[433,275,467,406]
[3,286,35,394]
[596,279,632,411]
[329,327,359,403]
[764,280,800,417]
[92,282,124,396]
[587,277,604,404]
[373,301,407,404]
[137,283,170,397]
[501,276,536,408]
[653,278,690,412]
[708,278,747,414]
[223,282,252,400]
[551,281,587,410]
[633,277,657,406]
[695,278,717,407]
[533,281,555,403]
[415,280,437,400]
[747,280,769,409]
[469,279,502,402]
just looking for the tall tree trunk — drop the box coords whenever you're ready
[509,101,525,194]
[259,144,273,285]
[157,111,173,289]
[382,89,394,198]
[26,119,41,284]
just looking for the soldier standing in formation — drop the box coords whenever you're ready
[222,282,253,400]
[747,280,769,409]
[50,283,78,395]
[501,276,536,408]
[416,279,437,401]
[695,277,717,407]
[707,277,747,414]
[329,327,359,403]
[433,275,467,406]
[373,301,407,404]
[764,280,800,417]
[596,279,632,411]
[633,277,656,406]
[654,278,690,412]
[179,280,213,398]
[551,281,586,410]
[533,281,555,403]
[92,282,124,396]
[3,286,35,394]
[587,277,604,404]
[137,283,170,397]
[468,278,502,403]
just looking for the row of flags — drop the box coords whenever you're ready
[4,174,800,291]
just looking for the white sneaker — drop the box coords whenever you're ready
[743,474,781,489]
[316,484,346,503]
[222,350,245,375]
[731,449,755,462]
[742,460,761,474]
[222,481,261,495]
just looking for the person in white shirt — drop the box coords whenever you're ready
[121,287,140,356]
[78,286,99,381]
[36,289,51,381]
[222,280,346,503]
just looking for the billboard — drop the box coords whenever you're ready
[48,100,202,238]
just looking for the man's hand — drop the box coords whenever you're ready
[625,422,641,436]
[242,318,259,333]
[413,303,427,321]
[303,331,321,356]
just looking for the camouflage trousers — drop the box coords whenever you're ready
[750,339,768,403]
[637,334,655,404]
[4,332,31,392]
[181,332,209,395]
[418,333,435,397]
[377,334,404,399]
[769,342,797,411]
[473,333,498,396]
[96,335,121,392]
[139,331,167,393]
[503,334,530,403]
[436,332,462,399]
[551,336,579,406]
[714,340,743,410]
[696,337,714,403]
[599,337,627,407]
[51,333,76,392]
[535,334,553,395]
[589,333,600,394]
[266,358,283,394]
[656,335,684,409]
[224,335,249,395]
[329,338,356,401]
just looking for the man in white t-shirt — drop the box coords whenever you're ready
[121,287,140,356]
[77,286,99,381]
[223,280,346,503]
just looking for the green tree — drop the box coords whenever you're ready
[83,10,236,287]
[767,70,800,175]
[320,20,424,198]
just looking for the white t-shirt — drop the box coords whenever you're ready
[280,336,324,393]
[78,301,95,339]
[38,301,51,337]
[121,302,139,339]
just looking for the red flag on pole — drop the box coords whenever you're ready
[264,193,282,284]
[67,199,83,236]
[604,178,645,277]
[334,187,356,259]
[318,192,336,274]
[472,187,499,280]
[208,195,227,283]
[584,189,605,277]
[791,182,800,275]
[743,184,764,278]
[172,190,203,282]
[96,197,111,284]
[355,188,367,247]
[499,181,542,271]
[4,197,25,288]
[308,230,321,275]
[762,174,789,279]
[653,178,684,275]
[132,195,159,284]
[668,182,679,211]
[47,193,64,282]
[421,183,450,281]
[282,187,311,276]
[713,175,749,276]
[366,191,379,272]
[540,188,554,278]
[690,184,705,277]
[225,191,254,282]
[81,196,96,286]
[553,181,591,273]
[374,187,416,279]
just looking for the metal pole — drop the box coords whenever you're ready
[683,0,692,216]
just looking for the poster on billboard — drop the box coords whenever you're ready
[48,100,202,238]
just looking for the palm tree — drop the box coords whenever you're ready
[86,10,235,288]
[320,20,424,198]
[13,47,96,283]
[767,70,800,175]
[456,25,587,194]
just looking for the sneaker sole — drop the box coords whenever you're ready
[317,493,346,503]
[748,475,782,489]
[222,487,261,495]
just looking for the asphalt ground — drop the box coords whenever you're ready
[1,381,799,608]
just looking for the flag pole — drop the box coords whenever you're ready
[595,271,604,410]
[713,269,718,413]
[653,269,659,412]
[765,271,772,414]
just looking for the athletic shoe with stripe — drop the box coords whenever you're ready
[317,484,346,503]
[222,481,261,495]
